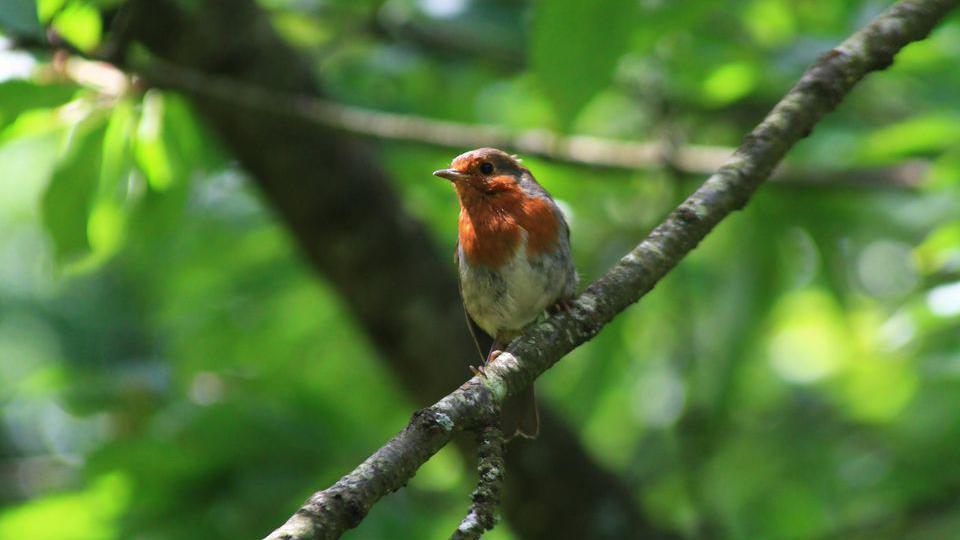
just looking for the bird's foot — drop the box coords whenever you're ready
[470,350,503,378]
[548,297,574,315]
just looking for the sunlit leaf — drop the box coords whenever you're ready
[99,99,136,197]
[50,1,102,52]
[87,199,125,255]
[36,0,67,22]
[767,289,848,384]
[0,473,129,540]
[40,113,106,263]
[701,61,759,108]
[924,145,960,189]
[859,114,960,164]
[915,221,960,274]
[744,0,796,47]
[134,91,225,192]
[134,90,173,190]
[530,0,635,128]
[75,100,137,260]
[0,108,68,147]
[0,80,79,130]
[839,355,918,422]
[895,24,960,71]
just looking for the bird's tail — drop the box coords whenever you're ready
[502,385,539,440]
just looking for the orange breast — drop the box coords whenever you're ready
[457,184,560,268]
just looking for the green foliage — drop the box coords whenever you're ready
[0,80,79,130]
[41,114,107,264]
[0,0,42,38]
[530,0,636,128]
[859,113,960,163]
[0,474,129,540]
[49,1,102,52]
[701,62,760,108]
[2,1,960,539]
[37,0,68,22]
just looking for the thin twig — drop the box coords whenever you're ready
[451,424,506,540]
[132,56,928,189]
[260,1,959,538]
[7,36,931,189]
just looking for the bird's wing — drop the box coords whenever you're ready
[559,208,571,241]
[455,242,494,362]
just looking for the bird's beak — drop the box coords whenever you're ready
[433,168,469,182]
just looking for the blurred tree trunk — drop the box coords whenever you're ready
[114,1,676,538]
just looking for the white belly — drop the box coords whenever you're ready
[458,236,567,339]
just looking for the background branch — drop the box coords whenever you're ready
[258,0,959,537]
[128,58,929,190]
[10,35,929,190]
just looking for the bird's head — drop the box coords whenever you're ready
[436,148,561,264]
[433,148,526,206]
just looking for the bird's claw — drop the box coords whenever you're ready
[471,350,503,378]
[548,297,574,315]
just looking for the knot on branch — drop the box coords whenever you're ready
[411,407,456,434]
[799,64,850,111]
[674,204,704,226]
[330,493,367,528]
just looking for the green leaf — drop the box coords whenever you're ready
[87,199,125,255]
[36,0,68,23]
[859,114,960,164]
[41,114,107,263]
[0,0,42,38]
[0,80,79,130]
[0,108,65,144]
[701,61,760,108]
[530,0,635,129]
[86,100,136,258]
[915,220,960,274]
[0,473,129,540]
[743,0,796,47]
[163,93,226,173]
[134,91,226,191]
[134,90,174,190]
[99,99,136,197]
[51,1,101,52]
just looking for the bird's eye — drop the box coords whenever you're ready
[479,162,494,175]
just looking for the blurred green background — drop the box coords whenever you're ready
[1,0,960,539]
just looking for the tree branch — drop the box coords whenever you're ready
[124,57,927,190]
[451,424,505,540]
[262,1,959,538]
[9,36,929,190]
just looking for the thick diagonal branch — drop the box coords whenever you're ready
[262,1,959,538]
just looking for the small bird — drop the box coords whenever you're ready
[434,148,577,439]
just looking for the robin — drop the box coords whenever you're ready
[434,148,578,439]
